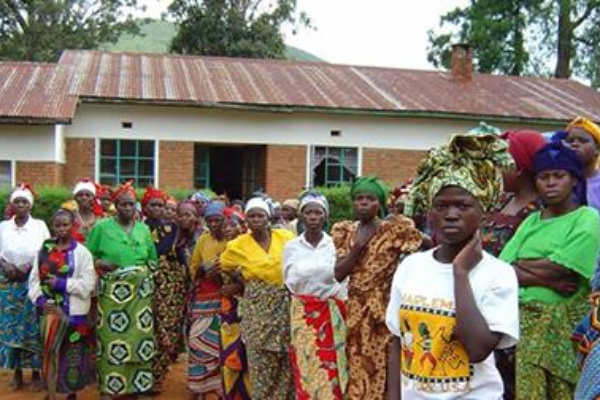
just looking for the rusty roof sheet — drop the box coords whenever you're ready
[0,63,78,123]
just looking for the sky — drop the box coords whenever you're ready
[142,0,468,70]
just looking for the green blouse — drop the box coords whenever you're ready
[87,217,158,268]
[500,206,600,304]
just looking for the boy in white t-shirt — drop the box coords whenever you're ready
[386,133,520,399]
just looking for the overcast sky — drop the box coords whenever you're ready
[143,0,468,70]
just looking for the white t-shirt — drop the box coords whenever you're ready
[0,216,50,267]
[385,249,519,399]
[283,233,347,300]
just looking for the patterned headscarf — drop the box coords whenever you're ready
[111,180,136,202]
[533,140,587,205]
[350,176,389,217]
[190,191,211,204]
[566,116,600,145]
[141,185,167,208]
[405,133,514,216]
[299,191,329,216]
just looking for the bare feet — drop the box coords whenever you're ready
[8,369,23,390]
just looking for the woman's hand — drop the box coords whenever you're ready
[96,260,117,274]
[355,221,378,250]
[453,232,483,277]
[43,302,59,316]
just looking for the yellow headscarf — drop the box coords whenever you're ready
[566,117,600,145]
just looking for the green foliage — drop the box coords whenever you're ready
[167,0,311,59]
[427,0,600,84]
[99,20,177,53]
[0,0,143,62]
[314,185,354,228]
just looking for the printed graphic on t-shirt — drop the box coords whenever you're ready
[399,293,472,394]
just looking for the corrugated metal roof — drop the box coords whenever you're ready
[3,50,600,123]
[0,63,78,123]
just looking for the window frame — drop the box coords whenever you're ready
[309,145,359,187]
[97,139,156,187]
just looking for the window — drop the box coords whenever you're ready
[194,145,210,189]
[99,139,155,187]
[0,161,12,189]
[310,146,358,187]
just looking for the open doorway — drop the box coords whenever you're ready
[194,144,265,200]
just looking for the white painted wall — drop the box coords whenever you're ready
[64,103,564,150]
[0,125,57,161]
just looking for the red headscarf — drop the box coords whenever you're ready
[111,180,136,202]
[141,185,167,208]
[501,130,547,174]
[223,206,246,228]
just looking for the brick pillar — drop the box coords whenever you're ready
[64,138,96,187]
[264,145,307,200]
[16,162,64,186]
[159,141,194,190]
[361,148,427,188]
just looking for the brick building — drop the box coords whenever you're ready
[1,46,600,200]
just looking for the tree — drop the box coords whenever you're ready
[167,0,310,59]
[427,0,600,84]
[0,0,143,62]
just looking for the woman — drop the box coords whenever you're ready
[220,207,251,400]
[332,176,422,399]
[86,181,158,399]
[220,197,295,399]
[63,178,106,243]
[386,132,519,398]
[29,209,96,400]
[175,201,204,270]
[500,140,600,398]
[0,183,49,391]
[480,130,546,399]
[284,192,348,399]
[142,186,186,391]
[187,201,227,398]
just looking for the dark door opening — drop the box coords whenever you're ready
[194,144,265,200]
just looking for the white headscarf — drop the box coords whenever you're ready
[10,185,34,205]
[245,197,271,217]
[299,192,329,216]
[73,180,97,196]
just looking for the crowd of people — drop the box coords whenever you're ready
[0,116,599,400]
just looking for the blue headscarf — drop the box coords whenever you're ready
[204,201,226,218]
[532,140,587,205]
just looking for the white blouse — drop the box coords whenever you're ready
[283,232,347,300]
[0,216,50,267]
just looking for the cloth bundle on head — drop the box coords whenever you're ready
[299,191,329,216]
[283,199,300,210]
[501,130,547,174]
[350,176,389,217]
[141,185,167,208]
[72,178,97,196]
[566,116,600,145]
[111,180,136,202]
[245,197,271,216]
[405,133,514,216]
[533,140,587,205]
[204,201,226,219]
[10,183,35,205]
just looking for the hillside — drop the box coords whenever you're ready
[100,19,324,62]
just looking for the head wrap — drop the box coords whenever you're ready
[111,180,136,202]
[501,130,547,174]
[223,207,246,224]
[97,184,112,198]
[190,192,211,204]
[405,133,514,216]
[533,140,587,205]
[141,185,167,208]
[204,201,226,219]
[282,199,300,210]
[245,197,271,217]
[299,191,329,216]
[166,196,177,206]
[469,121,502,136]
[73,178,97,196]
[350,176,389,217]
[391,179,413,206]
[10,183,35,206]
[176,200,198,215]
[566,116,600,145]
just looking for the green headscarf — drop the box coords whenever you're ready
[405,132,514,217]
[350,176,389,218]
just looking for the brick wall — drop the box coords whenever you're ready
[159,140,194,189]
[16,162,64,186]
[64,138,96,187]
[362,148,427,188]
[265,145,307,200]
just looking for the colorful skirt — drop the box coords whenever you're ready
[188,293,223,395]
[221,296,251,400]
[0,280,42,369]
[290,294,348,400]
[97,265,156,395]
[152,256,188,384]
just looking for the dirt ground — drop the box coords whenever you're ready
[0,356,190,400]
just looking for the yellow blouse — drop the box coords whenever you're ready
[190,232,227,276]
[220,228,294,286]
